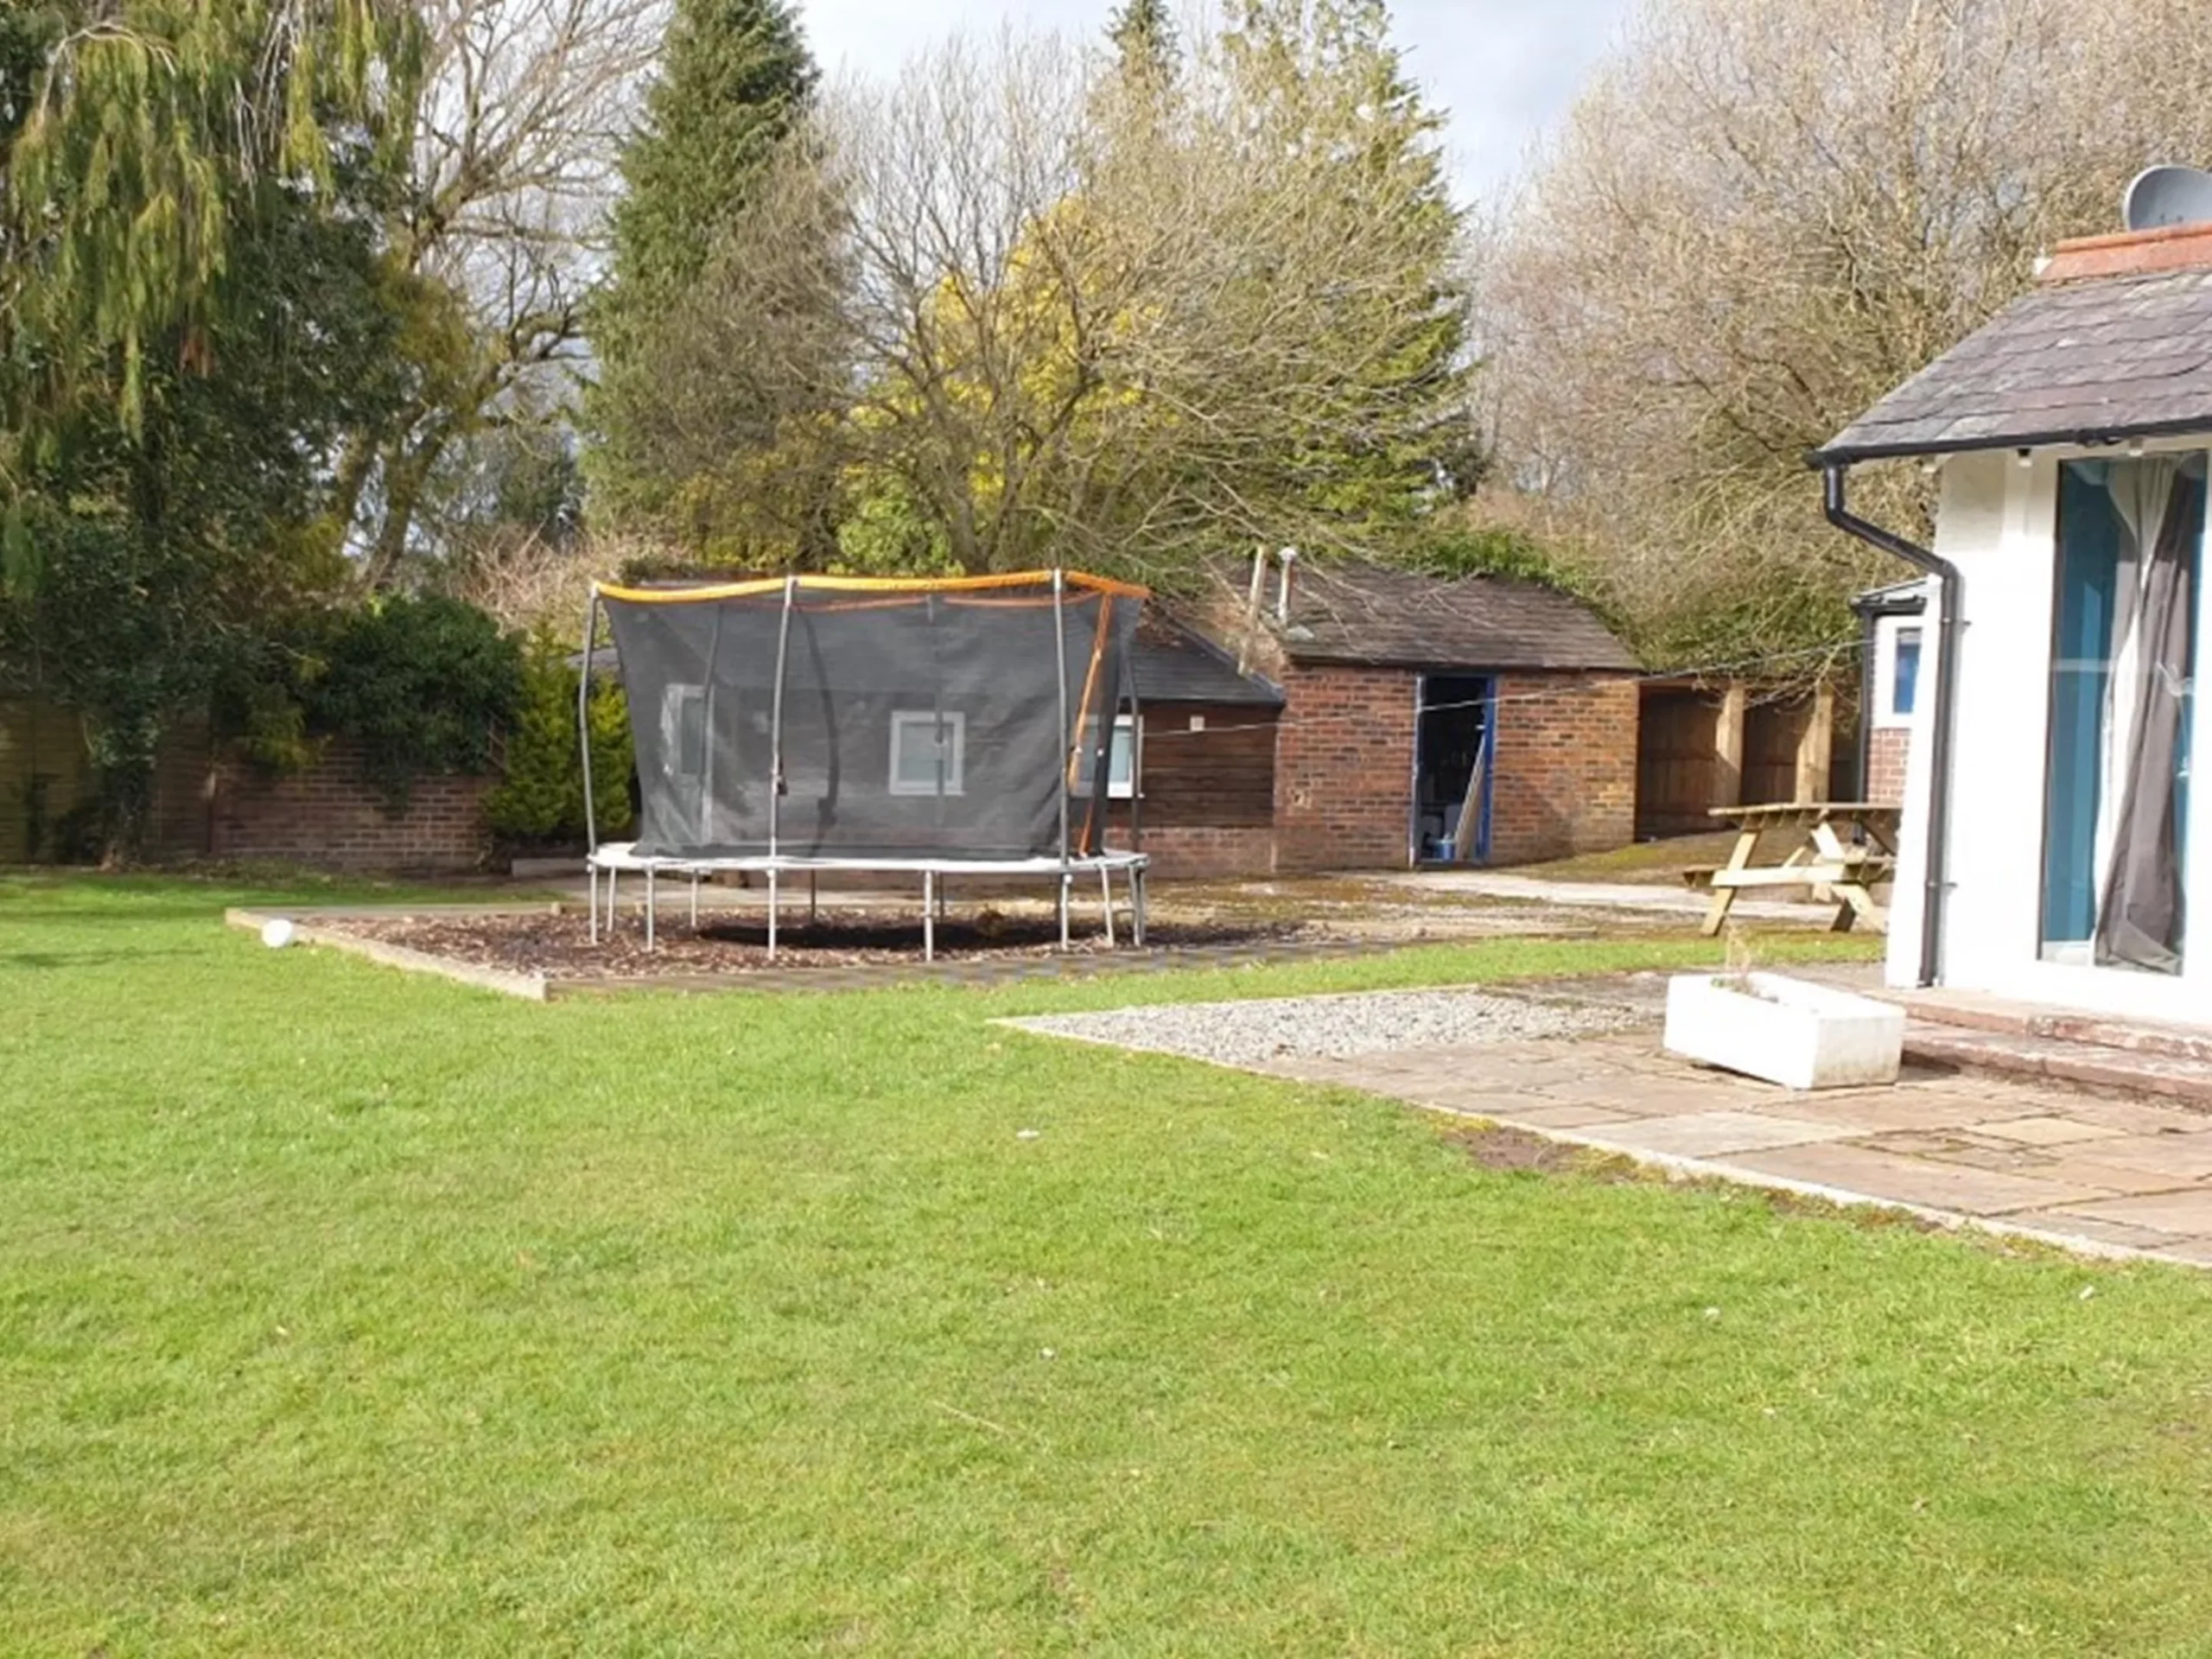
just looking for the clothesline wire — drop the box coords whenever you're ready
[1128,638,1857,746]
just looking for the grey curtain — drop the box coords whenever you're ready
[2096,467,2202,973]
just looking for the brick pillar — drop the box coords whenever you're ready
[1272,665,1416,870]
[1488,672,1640,865]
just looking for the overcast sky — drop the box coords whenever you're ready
[794,0,1637,205]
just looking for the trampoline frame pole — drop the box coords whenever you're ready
[579,588,602,944]
[1122,652,1142,954]
[767,575,797,960]
[1125,652,1143,861]
[1053,569,1071,951]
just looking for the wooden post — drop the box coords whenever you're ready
[1452,729,1489,861]
[1712,683,1747,810]
[1795,683,1836,804]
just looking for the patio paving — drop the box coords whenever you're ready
[1010,977,2212,1269]
[1276,1035,2212,1265]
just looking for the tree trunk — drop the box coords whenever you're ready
[84,709,161,868]
[360,435,444,589]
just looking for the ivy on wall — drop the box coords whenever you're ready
[295,596,525,808]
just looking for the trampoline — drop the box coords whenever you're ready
[580,569,1152,958]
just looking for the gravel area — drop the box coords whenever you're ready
[1006,986,1643,1069]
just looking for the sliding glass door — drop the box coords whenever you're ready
[2041,455,2205,973]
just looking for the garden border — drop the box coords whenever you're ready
[223,902,1404,1001]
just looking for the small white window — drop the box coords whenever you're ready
[1070,713,1141,798]
[1108,714,1139,798]
[1891,627,1923,717]
[889,709,965,796]
[1872,617,1923,728]
[662,684,707,778]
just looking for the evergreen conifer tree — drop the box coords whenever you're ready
[1108,0,1179,82]
[588,0,817,522]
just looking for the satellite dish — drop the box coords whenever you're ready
[2123,165,2212,232]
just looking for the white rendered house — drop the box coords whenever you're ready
[1817,207,2212,1024]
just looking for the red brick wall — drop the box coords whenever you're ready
[1488,672,1639,866]
[1866,726,1911,806]
[210,739,492,873]
[1122,824,1279,879]
[1273,665,1417,870]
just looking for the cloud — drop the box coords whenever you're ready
[792,0,1633,203]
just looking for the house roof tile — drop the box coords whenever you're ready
[1816,267,2212,462]
[1129,616,1283,705]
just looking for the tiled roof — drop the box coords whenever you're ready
[1228,559,1636,672]
[1816,267,2212,462]
[1130,617,1282,706]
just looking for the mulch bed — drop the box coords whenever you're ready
[330,906,1306,980]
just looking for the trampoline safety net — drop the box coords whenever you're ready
[595,572,1147,862]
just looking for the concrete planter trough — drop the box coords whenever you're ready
[1663,972,1904,1090]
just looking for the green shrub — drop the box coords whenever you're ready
[1413,524,1570,586]
[302,595,524,806]
[486,628,632,844]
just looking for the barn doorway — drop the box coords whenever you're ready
[1414,673,1492,863]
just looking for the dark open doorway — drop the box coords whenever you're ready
[1414,673,1492,863]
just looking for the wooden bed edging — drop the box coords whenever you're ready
[224,905,553,1002]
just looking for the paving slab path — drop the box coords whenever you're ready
[1008,973,2212,1269]
[1376,869,1820,923]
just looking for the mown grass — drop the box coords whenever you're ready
[3,873,2211,1656]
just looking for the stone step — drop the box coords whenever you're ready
[1899,988,2212,1064]
[1904,1024,2212,1109]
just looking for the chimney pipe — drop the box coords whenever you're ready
[1237,546,1268,675]
[1275,546,1299,624]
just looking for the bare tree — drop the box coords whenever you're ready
[638,4,1473,580]
[1478,0,2212,676]
[339,0,664,586]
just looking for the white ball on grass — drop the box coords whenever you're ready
[260,918,297,950]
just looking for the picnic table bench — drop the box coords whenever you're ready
[1683,802,1901,937]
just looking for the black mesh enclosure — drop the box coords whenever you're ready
[598,573,1147,861]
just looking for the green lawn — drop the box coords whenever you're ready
[3,875,2210,1656]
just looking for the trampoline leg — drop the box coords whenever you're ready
[588,865,600,945]
[1058,874,1071,951]
[923,871,935,963]
[768,869,780,960]
[607,868,619,938]
[645,867,657,951]
[809,872,818,925]
[1134,868,1147,947]
[690,874,700,930]
[1100,865,1115,948]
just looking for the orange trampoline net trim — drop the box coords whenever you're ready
[592,569,1149,605]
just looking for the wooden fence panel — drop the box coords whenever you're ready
[1635,689,1722,837]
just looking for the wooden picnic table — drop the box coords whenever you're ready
[1688,802,1901,937]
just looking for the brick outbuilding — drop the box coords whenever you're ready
[1123,555,1641,874]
